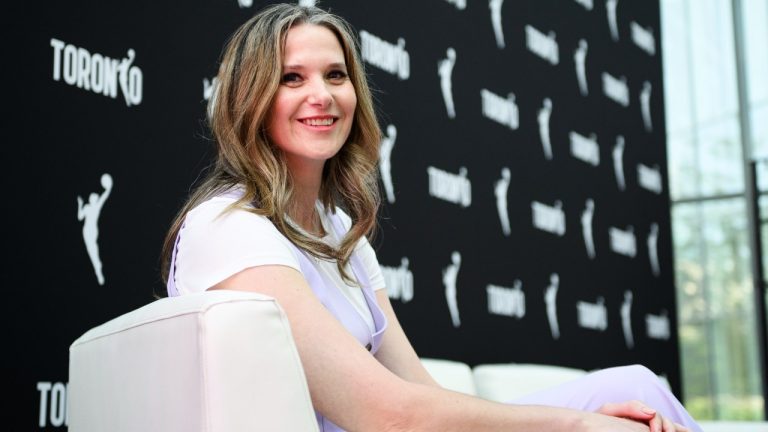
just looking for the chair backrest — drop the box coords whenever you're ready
[420,357,477,395]
[68,290,319,432]
[473,363,589,403]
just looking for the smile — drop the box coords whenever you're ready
[300,117,337,126]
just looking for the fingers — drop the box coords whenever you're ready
[662,415,676,432]
[597,400,690,432]
[636,401,657,416]
[598,400,656,420]
[654,414,689,432]
[648,411,662,432]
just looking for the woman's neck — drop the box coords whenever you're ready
[289,196,324,237]
[287,162,325,236]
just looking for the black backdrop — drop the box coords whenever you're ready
[13,0,677,429]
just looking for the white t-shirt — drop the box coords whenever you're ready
[174,194,386,333]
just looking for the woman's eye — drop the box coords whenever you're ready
[281,72,302,84]
[327,70,348,81]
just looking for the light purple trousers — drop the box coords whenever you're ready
[508,364,703,432]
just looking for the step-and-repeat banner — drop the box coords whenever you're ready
[14,0,675,428]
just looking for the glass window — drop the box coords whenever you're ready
[689,0,739,128]
[673,199,763,420]
[661,0,694,135]
[667,132,698,199]
[662,0,745,201]
[697,117,745,196]
[662,0,767,421]
[742,0,768,161]
[742,0,768,108]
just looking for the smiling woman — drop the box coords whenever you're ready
[160,3,702,432]
[267,24,357,187]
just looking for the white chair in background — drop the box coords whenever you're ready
[420,357,477,395]
[472,362,589,403]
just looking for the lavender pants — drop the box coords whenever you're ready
[508,364,703,432]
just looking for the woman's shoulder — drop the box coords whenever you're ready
[185,190,275,233]
[174,191,302,294]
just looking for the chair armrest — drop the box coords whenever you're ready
[68,290,319,432]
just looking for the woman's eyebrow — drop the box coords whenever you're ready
[282,62,347,70]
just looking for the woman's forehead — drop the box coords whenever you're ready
[282,24,346,63]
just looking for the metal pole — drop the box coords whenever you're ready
[749,160,768,419]
[731,0,768,420]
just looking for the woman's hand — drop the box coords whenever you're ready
[597,400,690,432]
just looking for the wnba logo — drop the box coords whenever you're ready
[50,38,143,107]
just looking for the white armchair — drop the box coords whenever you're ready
[68,290,319,432]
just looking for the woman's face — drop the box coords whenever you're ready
[267,24,357,174]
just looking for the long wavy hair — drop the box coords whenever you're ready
[161,3,381,287]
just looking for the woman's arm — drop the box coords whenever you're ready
[373,289,440,387]
[372,290,683,432]
[211,265,654,432]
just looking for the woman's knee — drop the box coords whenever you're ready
[615,364,656,378]
[593,364,662,389]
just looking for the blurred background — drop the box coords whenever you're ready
[661,0,766,421]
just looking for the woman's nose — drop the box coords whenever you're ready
[306,77,333,108]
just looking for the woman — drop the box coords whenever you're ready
[162,4,700,431]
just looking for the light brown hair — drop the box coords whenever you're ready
[161,3,381,286]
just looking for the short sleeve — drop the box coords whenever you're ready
[355,237,386,291]
[333,208,386,291]
[174,196,301,294]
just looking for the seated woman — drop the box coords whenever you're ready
[162,4,701,432]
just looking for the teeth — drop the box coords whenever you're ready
[303,118,334,126]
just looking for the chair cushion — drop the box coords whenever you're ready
[420,357,477,395]
[473,363,589,402]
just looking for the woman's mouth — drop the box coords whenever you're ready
[299,116,337,126]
